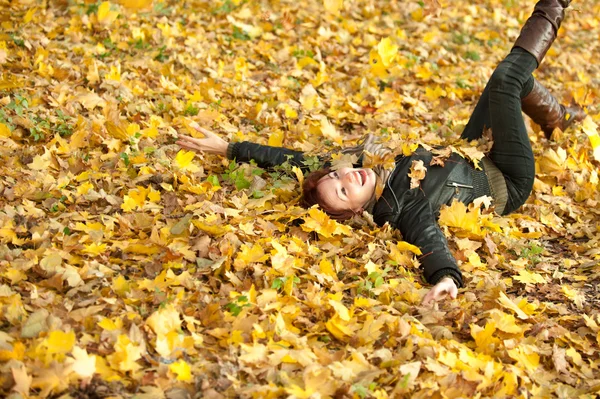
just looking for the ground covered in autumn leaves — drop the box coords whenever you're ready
[1,0,600,397]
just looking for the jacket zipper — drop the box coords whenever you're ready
[446,181,473,189]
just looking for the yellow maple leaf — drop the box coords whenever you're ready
[0,341,25,362]
[174,149,199,172]
[325,314,355,341]
[329,299,352,321]
[497,292,529,320]
[0,122,11,138]
[234,243,269,268]
[82,242,107,256]
[169,360,192,382]
[119,0,153,10]
[146,304,182,336]
[293,166,304,185]
[43,330,76,358]
[425,85,447,101]
[112,275,131,296]
[470,322,500,354]
[192,220,232,236]
[393,241,422,255]
[76,181,94,196]
[581,116,600,161]
[415,63,433,80]
[147,189,160,203]
[411,7,424,21]
[268,129,284,147]
[98,317,123,331]
[369,49,388,78]
[24,7,37,23]
[318,116,342,145]
[105,64,121,82]
[402,142,419,156]
[30,363,72,398]
[105,120,129,141]
[507,346,539,372]
[120,196,137,212]
[377,37,398,67]
[238,343,268,365]
[312,68,329,88]
[70,347,96,379]
[283,104,298,119]
[488,309,524,334]
[97,2,119,26]
[562,286,585,309]
[513,270,546,285]
[301,208,352,238]
[107,335,142,372]
[299,84,322,111]
[319,258,338,279]
[28,148,53,170]
[297,56,318,69]
[94,356,122,382]
[121,187,148,212]
[323,0,343,14]
[438,200,480,234]
[270,241,295,275]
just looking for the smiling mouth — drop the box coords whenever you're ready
[355,170,367,186]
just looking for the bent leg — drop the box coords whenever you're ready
[461,64,534,142]
[487,48,538,214]
[460,81,493,141]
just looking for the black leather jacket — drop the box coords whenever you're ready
[227,142,493,287]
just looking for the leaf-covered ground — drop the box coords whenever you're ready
[1,0,600,398]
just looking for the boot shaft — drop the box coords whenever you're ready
[512,0,570,66]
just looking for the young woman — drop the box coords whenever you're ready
[177,0,585,304]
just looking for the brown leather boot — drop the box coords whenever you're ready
[513,0,571,66]
[521,79,586,139]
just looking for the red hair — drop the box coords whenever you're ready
[300,168,357,221]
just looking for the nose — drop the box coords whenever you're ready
[342,170,357,184]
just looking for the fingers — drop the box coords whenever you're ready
[191,123,215,137]
[177,134,202,142]
[421,290,437,306]
[421,283,459,305]
[449,285,458,299]
[176,140,202,152]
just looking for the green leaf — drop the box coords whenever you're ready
[120,152,130,166]
[271,277,285,290]
[207,175,220,186]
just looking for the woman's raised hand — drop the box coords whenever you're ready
[422,277,458,305]
[176,123,229,156]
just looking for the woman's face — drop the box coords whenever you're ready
[317,167,377,213]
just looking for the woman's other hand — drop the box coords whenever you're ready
[422,277,458,305]
[176,123,229,156]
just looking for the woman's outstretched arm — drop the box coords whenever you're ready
[177,124,229,156]
[391,188,462,305]
[177,123,308,170]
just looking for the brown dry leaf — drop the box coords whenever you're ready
[408,159,427,189]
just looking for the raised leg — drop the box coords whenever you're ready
[521,79,586,139]
[512,0,571,66]
[486,48,539,214]
[461,74,534,141]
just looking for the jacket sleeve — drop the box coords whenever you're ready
[395,188,464,287]
[226,142,311,171]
